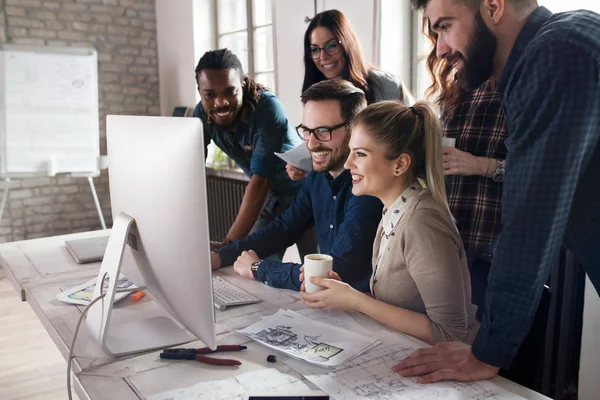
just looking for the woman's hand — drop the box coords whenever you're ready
[442,147,489,176]
[299,266,341,292]
[300,275,358,311]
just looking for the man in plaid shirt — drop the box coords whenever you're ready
[400,0,600,383]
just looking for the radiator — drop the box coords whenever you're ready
[206,175,247,240]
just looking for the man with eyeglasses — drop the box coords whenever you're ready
[193,49,317,261]
[211,79,383,292]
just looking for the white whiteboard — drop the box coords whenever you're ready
[0,44,100,177]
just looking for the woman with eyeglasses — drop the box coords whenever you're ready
[300,101,479,346]
[303,9,411,105]
[287,9,413,181]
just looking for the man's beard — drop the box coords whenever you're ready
[311,146,350,173]
[456,11,497,90]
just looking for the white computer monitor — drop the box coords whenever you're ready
[86,115,217,357]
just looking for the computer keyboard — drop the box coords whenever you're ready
[212,276,262,311]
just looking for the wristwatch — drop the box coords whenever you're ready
[250,260,262,281]
[492,159,505,182]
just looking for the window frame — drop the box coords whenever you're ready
[213,0,277,92]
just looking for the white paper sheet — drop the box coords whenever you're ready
[289,330,524,400]
[148,367,314,400]
[235,309,380,367]
[275,144,312,171]
[296,309,371,336]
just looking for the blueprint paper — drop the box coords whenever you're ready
[275,144,312,171]
[235,309,380,367]
[148,367,313,400]
[292,331,524,400]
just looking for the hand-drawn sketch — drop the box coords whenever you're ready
[251,324,343,362]
[236,309,379,367]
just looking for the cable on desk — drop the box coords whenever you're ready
[66,277,142,400]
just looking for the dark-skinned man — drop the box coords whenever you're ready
[194,49,317,260]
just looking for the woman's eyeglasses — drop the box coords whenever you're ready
[309,40,342,59]
[295,121,348,142]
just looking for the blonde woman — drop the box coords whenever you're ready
[300,101,479,345]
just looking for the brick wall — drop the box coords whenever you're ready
[0,0,160,242]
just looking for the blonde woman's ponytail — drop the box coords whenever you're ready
[411,101,451,214]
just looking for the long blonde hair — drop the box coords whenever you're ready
[352,100,450,214]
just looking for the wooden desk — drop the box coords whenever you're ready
[0,231,551,400]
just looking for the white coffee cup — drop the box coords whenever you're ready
[441,137,456,147]
[303,254,333,294]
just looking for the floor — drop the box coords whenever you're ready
[0,268,79,400]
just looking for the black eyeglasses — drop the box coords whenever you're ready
[296,121,348,142]
[309,40,342,59]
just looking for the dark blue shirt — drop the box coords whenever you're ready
[216,170,383,291]
[472,6,600,368]
[193,91,303,199]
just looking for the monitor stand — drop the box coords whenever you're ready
[86,212,189,357]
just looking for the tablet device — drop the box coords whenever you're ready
[65,235,110,264]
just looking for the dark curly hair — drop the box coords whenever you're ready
[195,48,266,109]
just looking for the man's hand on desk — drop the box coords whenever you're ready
[233,250,260,279]
[392,342,499,383]
[210,251,222,270]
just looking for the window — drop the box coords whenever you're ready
[216,0,276,90]
[538,0,600,13]
[414,13,434,101]
[206,0,275,169]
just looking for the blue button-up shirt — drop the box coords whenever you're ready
[472,6,600,368]
[193,91,303,199]
[216,169,383,291]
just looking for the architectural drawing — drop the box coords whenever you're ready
[236,309,378,367]
[297,333,524,400]
[250,324,343,362]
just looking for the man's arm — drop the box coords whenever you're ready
[391,41,600,384]
[224,174,272,241]
[329,194,383,291]
[257,189,382,291]
[224,94,294,241]
[473,41,600,368]
[216,176,315,285]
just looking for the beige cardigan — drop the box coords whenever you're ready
[370,191,479,344]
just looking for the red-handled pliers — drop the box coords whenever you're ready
[160,345,247,366]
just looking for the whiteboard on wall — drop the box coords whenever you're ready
[0,44,100,178]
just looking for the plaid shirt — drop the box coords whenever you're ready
[472,7,600,369]
[443,80,508,256]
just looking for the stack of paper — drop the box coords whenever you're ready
[235,309,380,367]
